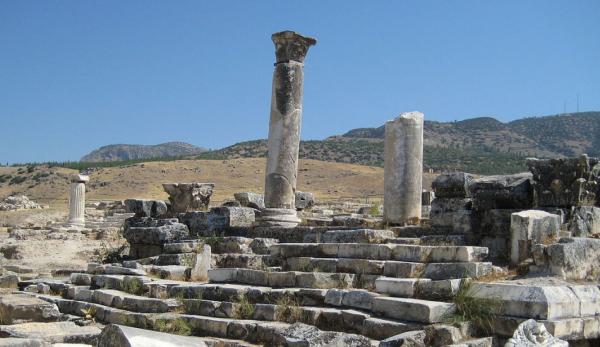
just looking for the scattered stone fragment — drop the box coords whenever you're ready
[504,319,568,347]
[162,183,215,213]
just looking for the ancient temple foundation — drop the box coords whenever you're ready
[383,111,424,225]
[260,30,316,228]
[66,174,89,228]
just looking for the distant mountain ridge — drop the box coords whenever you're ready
[81,112,600,174]
[338,112,600,158]
[81,142,207,162]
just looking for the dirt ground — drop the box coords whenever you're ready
[0,158,436,274]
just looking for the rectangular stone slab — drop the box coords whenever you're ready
[371,296,455,323]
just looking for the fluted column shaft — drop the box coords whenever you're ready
[67,174,89,227]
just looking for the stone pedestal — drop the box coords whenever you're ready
[260,30,316,228]
[66,174,89,228]
[384,112,424,225]
[510,210,560,265]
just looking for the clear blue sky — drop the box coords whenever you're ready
[1,1,599,163]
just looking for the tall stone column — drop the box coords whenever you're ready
[260,30,316,228]
[384,112,424,225]
[67,174,89,228]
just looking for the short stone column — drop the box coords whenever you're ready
[510,210,560,265]
[67,174,89,228]
[260,30,316,228]
[384,112,424,225]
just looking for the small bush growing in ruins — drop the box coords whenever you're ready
[449,279,502,333]
[122,278,145,296]
[234,296,255,319]
[200,236,220,250]
[275,295,303,323]
[368,201,381,216]
[81,306,97,322]
[93,243,128,264]
[179,254,195,268]
[153,318,192,336]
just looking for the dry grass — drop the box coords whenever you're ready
[0,158,437,207]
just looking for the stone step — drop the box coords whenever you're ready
[180,298,421,340]
[284,257,492,280]
[0,321,101,344]
[147,265,190,281]
[0,294,61,324]
[166,279,456,325]
[38,295,374,345]
[304,229,396,244]
[90,289,181,313]
[392,226,455,238]
[98,324,260,347]
[374,277,462,300]
[208,268,354,289]
[371,296,455,324]
[212,253,279,270]
[164,237,279,256]
[86,263,146,276]
[270,243,488,263]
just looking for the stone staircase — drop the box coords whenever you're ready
[22,227,499,346]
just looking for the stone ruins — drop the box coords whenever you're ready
[1,30,599,347]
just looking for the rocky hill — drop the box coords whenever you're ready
[80,142,207,162]
[195,112,599,174]
[339,112,600,158]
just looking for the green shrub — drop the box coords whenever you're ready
[449,279,502,333]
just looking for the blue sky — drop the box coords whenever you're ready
[1,1,599,163]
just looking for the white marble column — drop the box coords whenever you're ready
[67,174,89,228]
[384,112,424,225]
[260,30,316,228]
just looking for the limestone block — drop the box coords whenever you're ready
[372,297,455,323]
[469,283,586,319]
[527,155,600,207]
[430,198,476,233]
[249,238,278,255]
[123,220,189,246]
[536,237,600,281]
[295,191,315,211]
[162,183,214,213]
[361,317,420,341]
[234,192,265,209]
[510,210,560,265]
[379,330,426,347]
[0,294,61,324]
[341,290,379,310]
[189,244,211,282]
[97,324,209,347]
[272,321,373,346]
[0,321,100,344]
[375,277,431,297]
[432,172,474,198]
[320,229,395,244]
[568,206,600,237]
[124,199,168,218]
[505,319,568,347]
[268,271,296,287]
[0,338,49,346]
[0,274,19,289]
[469,173,533,211]
[69,273,91,286]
